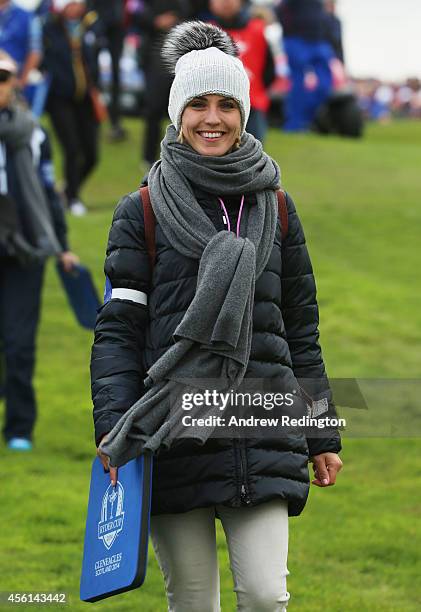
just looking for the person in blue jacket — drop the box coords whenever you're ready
[0,0,42,89]
[0,50,79,451]
[276,0,334,131]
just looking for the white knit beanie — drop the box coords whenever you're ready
[0,51,17,75]
[163,22,251,134]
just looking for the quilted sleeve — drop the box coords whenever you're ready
[90,190,151,446]
[281,192,342,457]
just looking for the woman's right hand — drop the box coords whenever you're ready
[97,434,118,486]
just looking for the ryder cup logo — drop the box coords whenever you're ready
[97,482,125,550]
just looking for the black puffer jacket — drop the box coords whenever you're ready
[91,186,341,517]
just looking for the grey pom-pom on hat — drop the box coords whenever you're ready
[163,21,251,135]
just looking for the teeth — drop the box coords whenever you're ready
[200,132,223,139]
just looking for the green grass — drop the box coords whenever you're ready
[1,119,421,611]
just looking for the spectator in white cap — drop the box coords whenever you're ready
[93,21,343,612]
[0,49,79,453]
[0,50,17,78]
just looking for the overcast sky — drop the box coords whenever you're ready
[338,0,421,81]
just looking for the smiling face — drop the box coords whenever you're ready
[180,94,242,156]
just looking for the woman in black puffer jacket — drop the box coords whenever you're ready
[92,21,343,612]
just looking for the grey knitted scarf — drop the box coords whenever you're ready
[100,125,280,466]
[0,106,61,258]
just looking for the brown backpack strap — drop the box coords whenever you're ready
[139,186,156,269]
[277,190,288,241]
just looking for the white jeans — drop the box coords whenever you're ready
[150,499,290,612]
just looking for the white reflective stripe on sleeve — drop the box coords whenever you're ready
[111,288,148,305]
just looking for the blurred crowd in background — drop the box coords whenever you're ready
[4,0,419,215]
[0,0,363,218]
[0,1,419,450]
[353,78,421,122]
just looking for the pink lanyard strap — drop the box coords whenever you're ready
[218,195,245,238]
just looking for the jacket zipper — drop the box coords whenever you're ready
[218,196,250,506]
[217,197,240,233]
[237,439,251,505]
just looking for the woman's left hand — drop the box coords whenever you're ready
[58,251,80,273]
[310,452,343,487]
